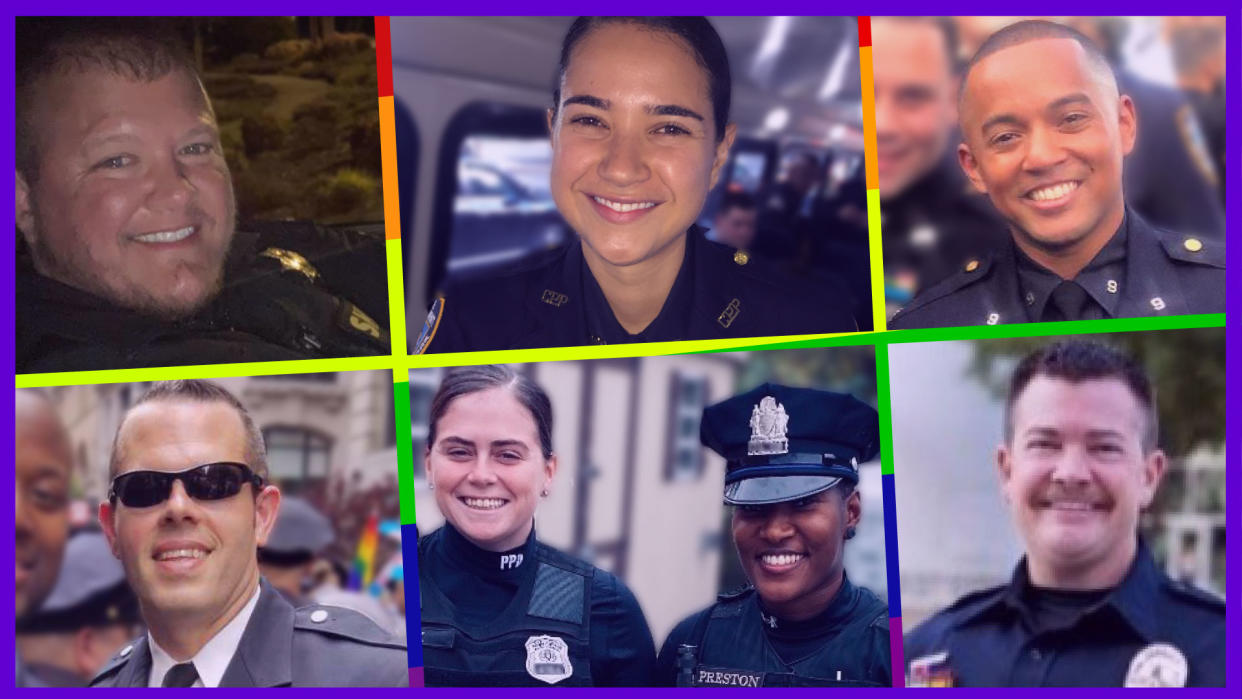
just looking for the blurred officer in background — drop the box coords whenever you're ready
[1166,17,1226,205]
[90,380,407,687]
[258,496,337,607]
[15,389,73,687]
[707,191,759,251]
[16,531,143,686]
[873,17,1005,309]
[657,384,890,687]
[419,365,656,686]
[890,21,1225,330]
[905,342,1225,686]
[417,17,856,353]
[15,18,388,373]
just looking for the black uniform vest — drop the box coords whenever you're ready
[420,536,595,687]
[677,589,886,687]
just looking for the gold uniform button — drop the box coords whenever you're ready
[964,259,980,273]
[733,250,749,265]
[1183,238,1203,252]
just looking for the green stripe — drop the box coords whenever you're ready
[874,345,896,476]
[392,378,418,525]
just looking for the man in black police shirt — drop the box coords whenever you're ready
[657,384,890,687]
[889,21,1224,330]
[15,19,388,374]
[905,342,1225,687]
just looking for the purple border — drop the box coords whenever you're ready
[6,4,1238,695]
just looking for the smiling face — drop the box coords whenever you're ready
[958,38,1136,255]
[426,387,557,552]
[16,67,236,319]
[873,18,958,199]
[15,391,71,620]
[999,376,1164,588]
[731,487,860,621]
[549,23,735,271]
[100,400,278,628]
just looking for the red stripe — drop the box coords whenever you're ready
[374,16,393,98]
[857,16,872,48]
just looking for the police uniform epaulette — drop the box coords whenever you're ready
[292,605,407,649]
[1161,578,1226,614]
[891,251,997,320]
[1157,230,1225,268]
[90,635,143,685]
[716,584,755,603]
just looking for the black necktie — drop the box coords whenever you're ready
[162,662,199,688]
[1046,281,1090,322]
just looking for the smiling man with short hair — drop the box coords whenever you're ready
[904,341,1225,686]
[90,380,407,687]
[890,21,1224,330]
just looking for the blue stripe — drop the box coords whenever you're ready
[881,472,902,619]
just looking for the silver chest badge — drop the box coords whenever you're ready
[1124,643,1188,687]
[525,635,573,684]
[748,396,789,456]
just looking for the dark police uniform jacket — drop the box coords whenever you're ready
[88,579,409,687]
[656,577,891,687]
[904,544,1225,687]
[16,222,389,373]
[889,211,1224,330]
[419,525,655,687]
[417,227,856,353]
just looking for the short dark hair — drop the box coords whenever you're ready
[1005,341,1158,452]
[960,20,1117,107]
[427,365,554,459]
[16,17,200,183]
[715,191,757,216]
[109,380,268,481]
[552,16,732,143]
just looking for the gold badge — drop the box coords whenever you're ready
[347,305,383,340]
[259,247,320,282]
[733,249,749,265]
[964,259,980,273]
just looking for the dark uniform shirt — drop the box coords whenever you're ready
[655,577,890,687]
[889,211,1225,330]
[16,222,389,373]
[89,578,409,687]
[904,544,1226,687]
[881,152,1007,306]
[417,227,856,353]
[418,524,656,687]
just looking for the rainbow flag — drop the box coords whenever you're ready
[349,514,379,591]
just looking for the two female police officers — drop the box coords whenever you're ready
[418,17,856,353]
[417,365,656,686]
[656,384,892,687]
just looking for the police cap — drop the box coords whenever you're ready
[700,383,879,506]
[258,496,334,564]
[17,530,140,632]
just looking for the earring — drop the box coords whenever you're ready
[541,489,550,497]
[845,526,856,540]
[427,482,434,491]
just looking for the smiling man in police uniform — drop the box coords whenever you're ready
[904,341,1225,687]
[89,380,407,687]
[656,384,890,687]
[15,18,388,373]
[889,21,1225,330]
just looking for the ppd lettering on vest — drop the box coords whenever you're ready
[696,668,765,687]
[500,553,524,570]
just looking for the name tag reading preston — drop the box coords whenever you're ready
[695,667,766,687]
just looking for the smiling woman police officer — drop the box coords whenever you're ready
[417,17,856,354]
[418,365,656,686]
[656,384,891,687]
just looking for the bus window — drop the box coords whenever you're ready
[428,103,569,300]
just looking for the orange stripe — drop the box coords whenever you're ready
[859,45,878,191]
[378,95,401,241]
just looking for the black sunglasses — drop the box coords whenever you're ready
[108,462,264,508]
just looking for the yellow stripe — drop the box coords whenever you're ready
[385,237,408,357]
[866,188,887,332]
[16,355,398,389]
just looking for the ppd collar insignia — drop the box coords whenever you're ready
[748,396,789,456]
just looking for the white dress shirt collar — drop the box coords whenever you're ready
[147,584,261,688]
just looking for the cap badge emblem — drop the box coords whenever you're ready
[748,396,789,456]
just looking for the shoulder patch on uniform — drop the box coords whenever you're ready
[414,296,445,354]
[1159,231,1225,269]
[293,605,407,650]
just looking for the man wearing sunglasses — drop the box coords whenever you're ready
[90,380,408,687]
